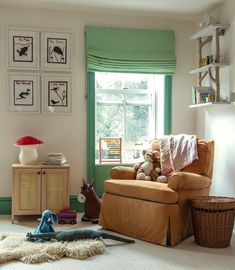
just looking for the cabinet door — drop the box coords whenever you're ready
[41,168,69,213]
[12,168,41,215]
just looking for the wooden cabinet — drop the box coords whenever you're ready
[12,164,70,223]
[189,24,229,107]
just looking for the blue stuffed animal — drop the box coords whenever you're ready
[26,209,58,242]
[35,209,58,234]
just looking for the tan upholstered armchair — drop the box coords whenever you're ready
[99,140,214,246]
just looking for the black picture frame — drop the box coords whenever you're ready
[13,79,34,106]
[47,38,67,64]
[48,81,68,107]
[13,36,33,63]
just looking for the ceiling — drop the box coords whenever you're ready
[0,0,227,19]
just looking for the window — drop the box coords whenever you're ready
[95,72,165,164]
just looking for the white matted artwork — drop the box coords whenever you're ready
[42,74,72,113]
[8,28,39,70]
[8,73,40,112]
[41,30,72,72]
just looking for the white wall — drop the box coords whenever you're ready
[196,0,235,197]
[0,7,196,196]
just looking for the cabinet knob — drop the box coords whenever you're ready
[43,171,46,175]
[37,171,40,175]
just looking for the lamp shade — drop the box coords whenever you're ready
[14,136,43,146]
[14,136,43,165]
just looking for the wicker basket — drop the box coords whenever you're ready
[191,196,235,248]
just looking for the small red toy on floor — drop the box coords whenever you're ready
[58,208,77,224]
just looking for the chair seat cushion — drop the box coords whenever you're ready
[104,179,178,204]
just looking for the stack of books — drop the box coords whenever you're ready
[192,86,213,104]
[43,153,67,165]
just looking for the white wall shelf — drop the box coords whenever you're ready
[189,63,229,74]
[190,24,229,39]
[189,102,230,108]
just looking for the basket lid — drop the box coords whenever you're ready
[191,196,235,210]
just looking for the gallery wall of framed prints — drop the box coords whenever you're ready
[7,27,73,114]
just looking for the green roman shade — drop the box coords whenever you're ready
[85,26,176,74]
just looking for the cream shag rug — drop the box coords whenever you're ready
[0,232,105,264]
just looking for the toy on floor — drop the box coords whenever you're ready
[77,177,101,224]
[58,208,77,224]
[26,209,57,242]
[26,229,135,243]
[35,209,57,233]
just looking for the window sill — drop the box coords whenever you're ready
[95,162,135,166]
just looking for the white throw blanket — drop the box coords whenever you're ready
[159,134,198,176]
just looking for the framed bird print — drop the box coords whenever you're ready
[7,28,39,70]
[41,74,72,114]
[8,73,40,112]
[41,30,72,72]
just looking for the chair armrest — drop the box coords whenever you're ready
[110,166,136,180]
[167,172,211,191]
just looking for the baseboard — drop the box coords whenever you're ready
[0,196,84,215]
[0,197,11,214]
[69,195,84,212]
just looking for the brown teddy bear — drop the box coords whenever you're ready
[149,138,160,151]
[134,149,166,182]
[133,150,156,181]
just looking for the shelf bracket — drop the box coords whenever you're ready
[199,36,212,49]
[199,71,208,84]
[208,67,217,83]
[218,29,225,37]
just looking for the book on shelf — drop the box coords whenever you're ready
[192,86,213,104]
[43,153,67,165]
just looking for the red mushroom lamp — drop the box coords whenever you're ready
[14,136,43,165]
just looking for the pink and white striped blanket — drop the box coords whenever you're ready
[159,134,198,176]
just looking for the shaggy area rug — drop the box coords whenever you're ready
[0,232,105,264]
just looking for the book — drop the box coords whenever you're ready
[192,86,212,104]
[43,153,67,165]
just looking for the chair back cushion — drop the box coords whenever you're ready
[181,140,214,178]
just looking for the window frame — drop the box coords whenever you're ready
[95,73,159,164]
[87,72,172,187]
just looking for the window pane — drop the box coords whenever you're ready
[96,72,151,90]
[97,92,123,104]
[123,77,148,90]
[126,93,152,104]
[125,105,151,142]
[97,105,124,137]
[95,72,165,164]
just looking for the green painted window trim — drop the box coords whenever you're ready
[87,72,172,195]
[164,75,172,135]
[87,72,95,182]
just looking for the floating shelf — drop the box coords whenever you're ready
[189,63,229,74]
[190,24,229,39]
[189,102,230,108]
